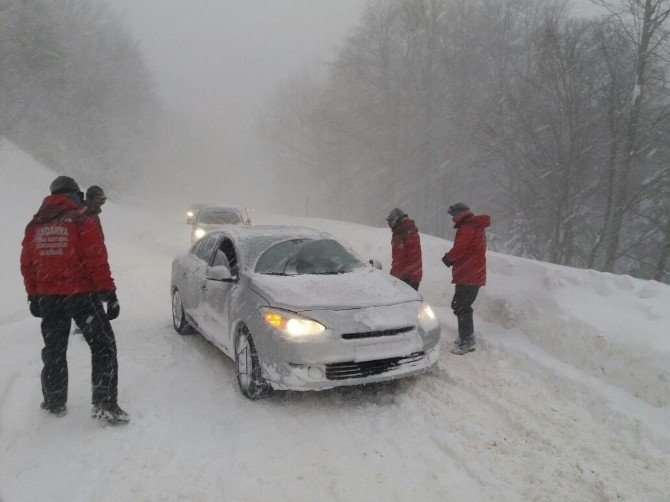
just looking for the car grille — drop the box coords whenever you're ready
[325,352,425,380]
[341,326,414,340]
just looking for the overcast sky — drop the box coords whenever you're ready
[110,0,603,134]
[110,1,363,134]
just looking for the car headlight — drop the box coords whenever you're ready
[260,308,326,337]
[187,210,194,218]
[418,302,439,331]
[193,227,206,239]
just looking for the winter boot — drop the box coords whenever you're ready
[450,337,476,355]
[41,401,67,417]
[92,402,130,424]
[451,314,476,355]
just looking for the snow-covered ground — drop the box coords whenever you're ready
[1,143,669,501]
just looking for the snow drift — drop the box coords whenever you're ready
[1,141,669,501]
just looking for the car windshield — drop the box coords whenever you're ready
[198,209,242,225]
[255,238,364,275]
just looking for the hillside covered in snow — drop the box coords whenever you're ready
[1,143,669,501]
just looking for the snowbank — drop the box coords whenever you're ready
[258,213,670,409]
[2,143,669,501]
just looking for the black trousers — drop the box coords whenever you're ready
[39,294,118,407]
[400,276,420,291]
[451,285,480,341]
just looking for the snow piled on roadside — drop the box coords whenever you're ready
[259,213,670,408]
[2,143,669,501]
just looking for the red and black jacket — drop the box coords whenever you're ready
[21,194,116,296]
[444,211,490,286]
[390,217,423,284]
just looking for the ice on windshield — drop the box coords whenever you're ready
[255,238,363,275]
[198,210,243,225]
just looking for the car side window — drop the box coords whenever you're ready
[216,237,238,275]
[196,234,219,263]
[190,240,203,256]
[212,247,230,269]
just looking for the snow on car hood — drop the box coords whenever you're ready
[249,267,421,311]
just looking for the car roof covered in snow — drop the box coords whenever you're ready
[199,206,244,213]
[210,224,332,241]
[206,225,340,269]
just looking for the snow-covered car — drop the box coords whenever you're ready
[187,205,251,242]
[170,225,441,399]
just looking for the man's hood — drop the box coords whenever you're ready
[453,211,490,229]
[30,195,80,225]
[472,215,491,229]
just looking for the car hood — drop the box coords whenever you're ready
[249,268,421,311]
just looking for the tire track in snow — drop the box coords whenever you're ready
[401,345,670,501]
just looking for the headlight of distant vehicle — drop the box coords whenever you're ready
[260,308,326,337]
[187,210,195,218]
[418,302,439,331]
[193,227,207,239]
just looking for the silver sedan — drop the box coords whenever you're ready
[171,226,441,399]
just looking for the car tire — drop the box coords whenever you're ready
[235,326,272,400]
[171,288,193,335]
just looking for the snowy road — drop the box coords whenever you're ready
[1,149,669,501]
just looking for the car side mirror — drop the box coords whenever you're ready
[369,259,382,270]
[206,265,237,282]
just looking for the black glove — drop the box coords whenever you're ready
[98,290,120,320]
[28,295,41,318]
[106,298,120,320]
[98,291,121,321]
[441,255,452,268]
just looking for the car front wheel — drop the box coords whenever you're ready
[171,288,193,335]
[235,326,272,399]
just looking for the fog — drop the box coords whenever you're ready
[2,0,665,282]
[107,0,604,214]
[109,0,364,212]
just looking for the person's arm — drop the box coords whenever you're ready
[78,218,116,291]
[20,226,37,296]
[405,232,422,282]
[389,236,403,278]
[445,227,474,263]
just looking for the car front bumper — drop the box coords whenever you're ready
[246,303,441,391]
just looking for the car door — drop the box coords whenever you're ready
[200,236,239,353]
[176,240,203,314]
[186,233,220,329]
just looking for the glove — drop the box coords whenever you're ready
[98,290,120,320]
[106,298,120,320]
[28,295,41,318]
[441,255,452,268]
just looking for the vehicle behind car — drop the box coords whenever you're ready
[187,205,251,242]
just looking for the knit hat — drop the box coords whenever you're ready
[50,176,80,195]
[86,185,106,201]
[447,202,470,217]
[386,208,407,226]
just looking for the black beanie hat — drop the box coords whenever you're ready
[50,176,80,195]
[447,202,470,216]
[86,185,105,200]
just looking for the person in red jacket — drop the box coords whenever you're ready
[386,208,423,291]
[442,202,491,355]
[20,176,128,423]
[72,185,118,335]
